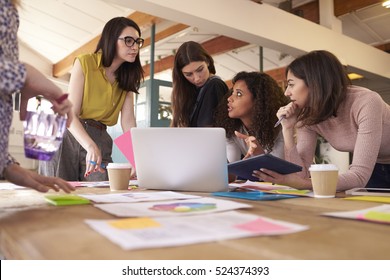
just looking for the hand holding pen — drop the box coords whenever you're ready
[274,115,286,128]
[274,102,298,128]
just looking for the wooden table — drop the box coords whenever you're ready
[0,186,389,260]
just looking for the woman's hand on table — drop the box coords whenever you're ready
[4,164,75,193]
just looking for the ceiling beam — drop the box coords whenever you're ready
[142,23,188,47]
[143,35,249,77]
[376,43,390,53]
[107,0,390,81]
[52,37,99,78]
[202,35,249,54]
[294,1,389,52]
[334,0,383,17]
[52,11,161,78]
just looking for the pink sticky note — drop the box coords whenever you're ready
[235,217,290,234]
[113,131,136,170]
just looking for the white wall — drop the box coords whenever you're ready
[19,40,52,76]
[19,40,69,90]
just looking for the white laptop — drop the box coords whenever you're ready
[131,127,228,192]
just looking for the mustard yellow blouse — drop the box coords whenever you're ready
[77,52,127,126]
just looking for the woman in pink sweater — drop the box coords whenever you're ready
[253,50,390,191]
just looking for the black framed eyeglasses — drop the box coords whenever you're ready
[118,36,144,48]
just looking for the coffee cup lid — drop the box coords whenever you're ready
[309,164,338,171]
[106,163,132,169]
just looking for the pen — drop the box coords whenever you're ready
[274,115,286,128]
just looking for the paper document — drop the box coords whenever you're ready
[229,181,314,197]
[323,204,390,224]
[213,191,299,201]
[68,180,138,188]
[85,210,309,250]
[229,180,294,191]
[0,182,26,190]
[80,191,200,203]
[94,197,251,217]
[68,181,110,188]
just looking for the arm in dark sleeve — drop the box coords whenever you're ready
[196,79,228,127]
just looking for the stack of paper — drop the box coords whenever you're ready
[78,191,309,250]
[323,204,390,224]
[86,210,309,250]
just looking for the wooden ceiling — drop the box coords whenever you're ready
[19,0,390,87]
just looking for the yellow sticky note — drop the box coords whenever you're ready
[109,217,161,229]
[344,196,390,204]
[271,189,310,195]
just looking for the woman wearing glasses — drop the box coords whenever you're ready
[40,17,144,181]
[170,41,228,127]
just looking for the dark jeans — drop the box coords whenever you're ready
[366,163,390,188]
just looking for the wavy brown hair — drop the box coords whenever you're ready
[95,17,144,93]
[286,50,350,126]
[170,41,216,127]
[214,71,288,152]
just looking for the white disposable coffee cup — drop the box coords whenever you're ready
[106,163,132,191]
[309,164,339,198]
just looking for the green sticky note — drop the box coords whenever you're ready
[363,211,390,223]
[45,194,91,206]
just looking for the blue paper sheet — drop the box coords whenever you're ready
[212,191,298,201]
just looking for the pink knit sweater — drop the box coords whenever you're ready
[286,86,390,191]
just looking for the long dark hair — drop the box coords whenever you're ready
[95,17,144,93]
[286,50,350,126]
[171,41,216,127]
[214,71,288,152]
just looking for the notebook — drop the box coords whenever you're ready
[131,127,229,192]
